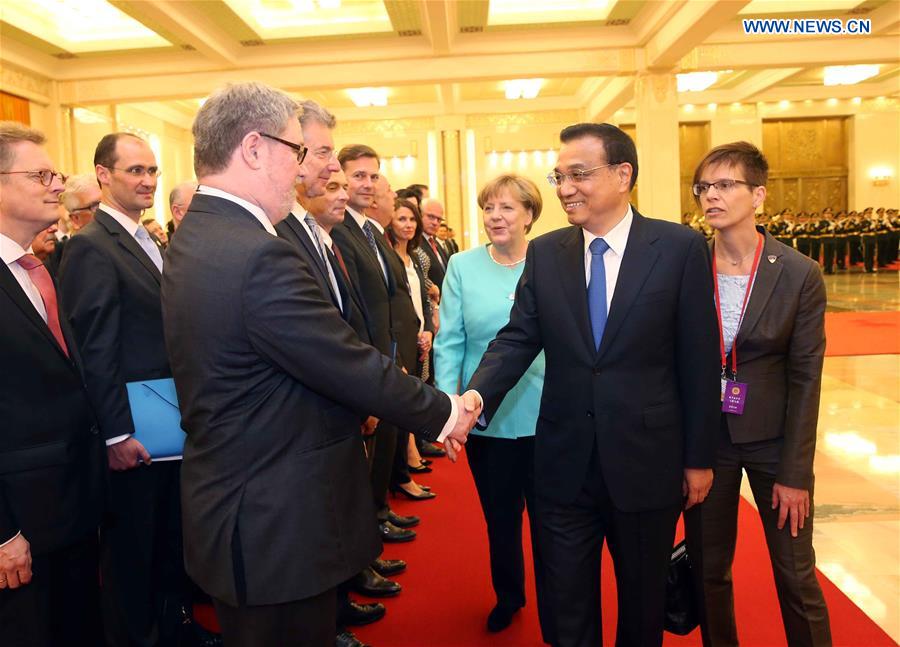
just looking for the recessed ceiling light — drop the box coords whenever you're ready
[823,65,880,86]
[677,72,718,93]
[504,79,544,100]
[346,87,388,107]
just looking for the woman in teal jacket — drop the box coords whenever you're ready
[434,174,551,640]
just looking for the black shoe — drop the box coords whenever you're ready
[335,630,369,647]
[390,485,436,501]
[351,566,401,597]
[420,458,433,466]
[387,510,419,528]
[408,462,432,474]
[486,605,520,632]
[372,557,407,577]
[379,520,417,542]
[339,600,386,627]
[418,442,446,458]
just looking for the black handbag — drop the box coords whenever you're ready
[664,540,699,635]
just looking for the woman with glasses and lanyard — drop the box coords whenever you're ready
[686,142,831,647]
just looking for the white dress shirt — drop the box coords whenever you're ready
[290,203,343,313]
[0,233,47,322]
[346,207,389,282]
[582,205,633,311]
[195,186,277,236]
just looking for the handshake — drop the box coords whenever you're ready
[443,390,483,462]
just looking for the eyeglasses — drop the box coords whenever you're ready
[692,179,756,196]
[70,201,101,215]
[260,133,308,165]
[0,169,68,186]
[107,166,162,179]
[547,163,618,187]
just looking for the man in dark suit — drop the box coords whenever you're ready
[418,198,448,288]
[58,132,190,646]
[465,123,721,646]
[332,145,424,546]
[0,121,106,646]
[161,81,477,647]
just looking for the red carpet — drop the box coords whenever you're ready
[350,452,896,647]
[193,450,898,646]
[824,311,900,357]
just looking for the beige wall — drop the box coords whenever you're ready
[849,111,900,211]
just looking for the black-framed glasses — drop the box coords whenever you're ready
[260,133,308,164]
[107,166,161,179]
[70,201,101,215]
[0,169,68,186]
[547,163,619,187]
[692,179,756,196]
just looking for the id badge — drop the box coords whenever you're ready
[722,380,748,415]
[720,376,727,402]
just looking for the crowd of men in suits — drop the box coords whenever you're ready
[687,206,899,274]
[0,92,475,647]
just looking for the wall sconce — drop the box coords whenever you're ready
[870,166,892,186]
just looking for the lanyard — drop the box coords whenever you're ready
[712,232,764,378]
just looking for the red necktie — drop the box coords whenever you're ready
[17,254,70,357]
[330,242,350,282]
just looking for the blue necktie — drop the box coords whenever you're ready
[587,237,609,350]
[362,220,388,283]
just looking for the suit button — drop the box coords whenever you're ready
[90,425,100,435]
[586,410,594,418]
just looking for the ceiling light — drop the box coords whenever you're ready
[346,87,388,107]
[72,107,110,124]
[779,100,791,109]
[504,79,543,100]
[677,72,718,93]
[823,65,880,86]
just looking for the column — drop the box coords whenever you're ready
[633,72,681,223]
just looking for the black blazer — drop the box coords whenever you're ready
[275,214,372,345]
[58,208,171,442]
[718,228,826,489]
[161,194,451,606]
[418,235,446,288]
[331,214,396,357]
[467,211,721,512]
[383,245,435,373]
[0,263,105,555]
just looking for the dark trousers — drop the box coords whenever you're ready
[849,235,863,264]
[0,533,101,647]
[686,419,831,647]
[821,238,835,273]
[391,428,412,487]
[101,461,189,647]
[536,446,680,647]
[795,238,810,257]
[863,236,876,272]
[808,238,821,264]
[213,587,336,647]
[369,421,398,521]
[467,434,553,643]
[834,237,847,269]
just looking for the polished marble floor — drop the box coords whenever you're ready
[824,269,900,313]
[740,269,899,641]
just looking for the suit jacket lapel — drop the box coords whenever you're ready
[556,227,595,355]
[596,212,659,362]
[95,209,162,285]
[733,228,783,350]
[343,213,390,290]
[0,263,77,368]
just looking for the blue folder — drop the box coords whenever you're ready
[126,378,185,460]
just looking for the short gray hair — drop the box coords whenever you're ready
[299,99,336,130]
[60,173,98,212]
[192,82,299,177]
[169,180,197,208]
